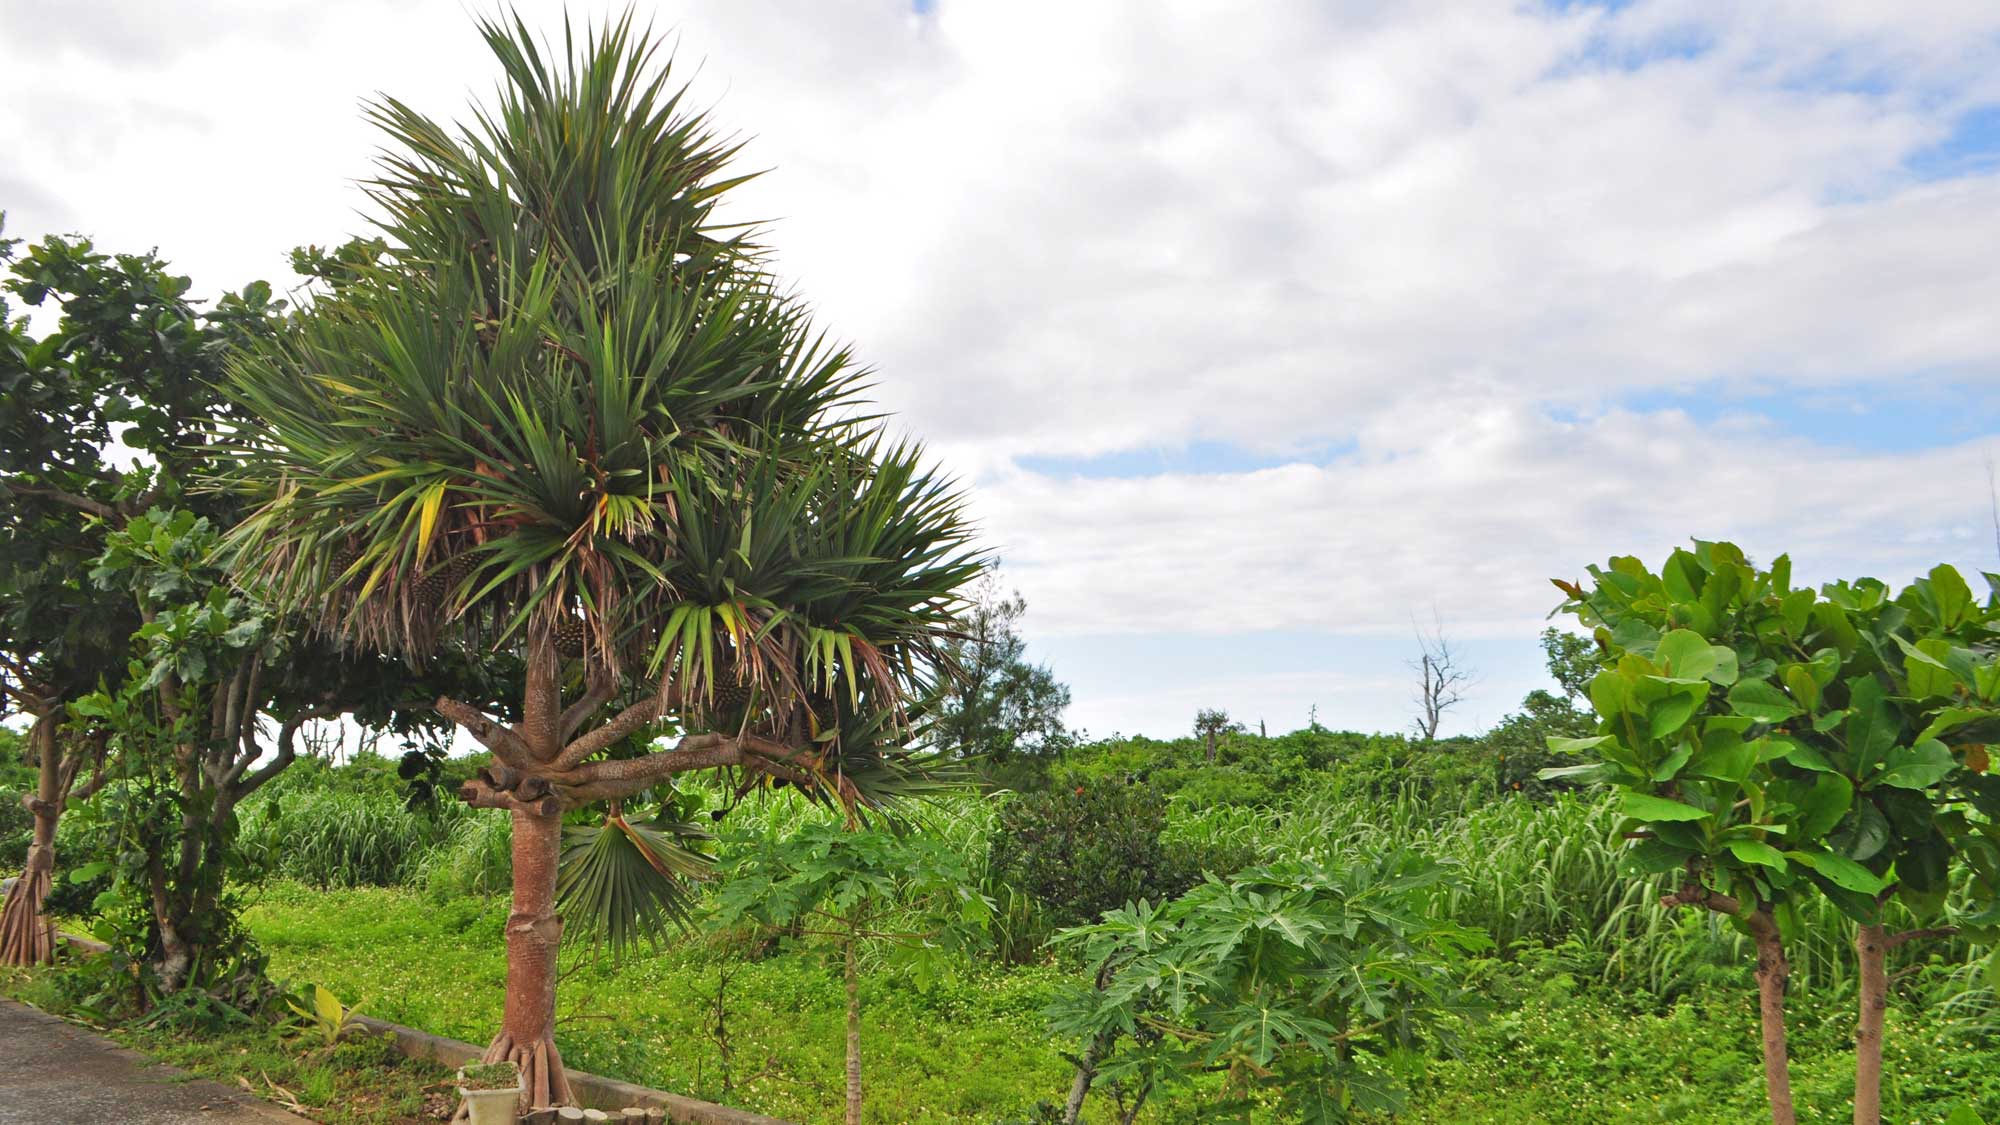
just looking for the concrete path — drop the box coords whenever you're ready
[0,998,307,1124]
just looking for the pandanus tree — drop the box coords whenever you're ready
[217,14,983,1109]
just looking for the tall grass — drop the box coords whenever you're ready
[412,812,513,899]
[234,767,1989,1014]
[239,790,472,888]
[1165,782,1985,997]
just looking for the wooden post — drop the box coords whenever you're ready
[619,1110,648,1124]
[557,1108,586,1123]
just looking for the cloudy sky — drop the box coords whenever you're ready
[4,0,1997,739]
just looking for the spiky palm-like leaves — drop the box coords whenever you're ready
[218,11,984,789]
[214,14,983,1103]
[557,808,712,955]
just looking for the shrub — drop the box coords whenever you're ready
[988,778,1245,931]
[0,784,32,873]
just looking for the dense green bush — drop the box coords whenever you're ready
[1052,725,1502,808]
[0,786,31,872]
[1050,848,1491,1122]
[0,727,34,872]
[987,778,1247,931]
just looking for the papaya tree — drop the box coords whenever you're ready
[708,820,990,1125]
[1545,543,2000,1125]
[218,13,982,1109]
[1047,850,1488,1124]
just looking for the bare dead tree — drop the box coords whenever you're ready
[1410,610,1477,743]
[1988,454,1999,565]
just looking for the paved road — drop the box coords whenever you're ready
[0,998,308,1124]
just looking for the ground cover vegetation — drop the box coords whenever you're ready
[2,9,1999,1125]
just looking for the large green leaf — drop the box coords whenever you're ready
[1794,773,1853,839]
[1727,679,1800,724]
[1785,848,1886,895]
[1726,840,1787,870]
[1871,739,1956,791]
[1621,792,1710,823]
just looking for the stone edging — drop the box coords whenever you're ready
[44,927,791,1124]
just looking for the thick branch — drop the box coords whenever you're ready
[458,776,562,817]
[228,708,328,797]
[550,733,742,804]
[558,683,615,742]
[1661,883,1746,917]
[554,687,668,770]
[0,482,117,520]
[435,697,531,766]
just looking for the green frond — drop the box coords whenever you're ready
[556,809,713,956]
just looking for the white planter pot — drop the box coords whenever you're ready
[457,1069,523,1125]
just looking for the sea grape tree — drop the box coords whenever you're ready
[218,14,982,1109]
[1546,542,2000,1125]
[0,223,282,967]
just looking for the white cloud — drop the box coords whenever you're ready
[3,0,1996,735]
[980,403,1998,637]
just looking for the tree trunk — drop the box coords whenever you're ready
[845,928,862,1125]
[1062,1031,1110,1125]
[1063,955,1121,1125]
[0,719,59,966]
[1203,730,1216,764]
[0,810,56,967]
[482,804,573,1112]
[1751,914,1797,1125]
[1854,923,1887,1125]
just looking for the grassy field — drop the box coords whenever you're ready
[16,731,2000,1123]
[242,882,1075,1123]
[236,881,2000,1124]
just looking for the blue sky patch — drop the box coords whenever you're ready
[1907,105,2000,181]
[1017,439,1353,480]
[1622,378,2000,453]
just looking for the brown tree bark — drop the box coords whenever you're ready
[1854,923,1887,1125]
[1,718,64,967]
[1751,915,1797,1125]
[482,804,574,1112]
[845,926,862,1125]
[1663,884,1794,1125]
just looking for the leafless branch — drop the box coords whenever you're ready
[1410,608,1477,742]
[553,684,670,769]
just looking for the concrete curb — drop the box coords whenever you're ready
[45,928,792,1124]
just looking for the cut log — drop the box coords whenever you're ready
[557,1108,587,1123]
[582,1111,611,1123]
